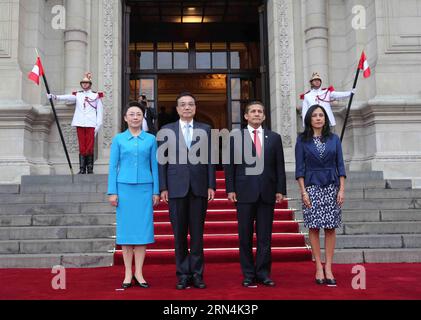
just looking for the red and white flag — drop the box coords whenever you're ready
[28,57,44,85]
[358,51,371,78]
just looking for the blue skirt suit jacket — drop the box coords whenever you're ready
[295,133,346,187]
[107,129,159,245]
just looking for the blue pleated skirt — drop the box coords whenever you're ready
[116,183,155,245]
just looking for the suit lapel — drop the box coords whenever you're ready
[174,121,187,151]
[263,129,269,157]
[191,122,201,148]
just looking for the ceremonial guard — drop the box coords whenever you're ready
[47,72,104,174]
[300,72,354,127]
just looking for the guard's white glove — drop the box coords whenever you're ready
[94,126,100,137]
[351,88,357,95]
[46,93,56,100]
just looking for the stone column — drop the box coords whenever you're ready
[304,0,329,83]
[64,0,88,92]
[267,0,298,171]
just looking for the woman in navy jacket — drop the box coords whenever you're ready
[295,104,346,286]
[108,101,160,289]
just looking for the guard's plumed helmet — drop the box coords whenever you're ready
[309,72,322,84]
[80,72,93,86]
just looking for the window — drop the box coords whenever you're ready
[138,43,154,70]
[130,42,259,71]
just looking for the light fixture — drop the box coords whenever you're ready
[182,16,202,23]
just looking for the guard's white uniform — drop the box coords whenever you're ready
[302,87,352,127]
[56,90,103,135]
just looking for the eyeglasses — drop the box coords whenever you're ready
[178,103,196,109]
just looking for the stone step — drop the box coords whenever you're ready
[21,183,101,194]
[0,214,115,227]
[0,194,45,204]
[401,234,421,248]
[344,222,421,235]
[0,226,115,240]
[0,185,20,194]
[44,193,108,203]
[31,214,115,226]
[316,248,421,263]
[0,239,115,254]
[0,253,114,269]
[364,189,421,199]
[21,175,108,185]
[0,203,81,215]
[342,199,421,210]
[381,209,421,221]
[318,234,404,249]
[385,180,413,189]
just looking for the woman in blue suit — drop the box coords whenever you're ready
[295,104,346,286]
[108,101,160,289]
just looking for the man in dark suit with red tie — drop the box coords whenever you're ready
[159,92,216,290]
[225,101,287,287]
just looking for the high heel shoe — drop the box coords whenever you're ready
[323,267,337,286]
[134,276,150,288]
[325,278,337,286]
[315,267,325,285]
[122,278,133,289]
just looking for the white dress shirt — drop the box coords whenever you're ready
[179,119,194,145]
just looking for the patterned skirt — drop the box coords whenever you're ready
[303,184,342,229]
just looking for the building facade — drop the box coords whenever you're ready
[1,0,420,185]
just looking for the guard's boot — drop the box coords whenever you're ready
[87,155,94,174]
[78,154,87,174]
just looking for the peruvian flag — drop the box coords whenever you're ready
[358,51,371,78]
[28,57,44,85]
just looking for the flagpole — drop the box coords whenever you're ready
[36,50,75,179]
[340,63,361,143]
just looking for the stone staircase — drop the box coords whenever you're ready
[1,172,421,268]
[0,175,115,268]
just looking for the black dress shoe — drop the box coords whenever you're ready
[326,278,337,286]
[176,278,190,290]
[242,279,257,288]
[260,278,276,287]
[192,277,206,289]
[315,278,326,285]
[134,276,149,288]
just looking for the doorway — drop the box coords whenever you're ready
[123,0,269,131]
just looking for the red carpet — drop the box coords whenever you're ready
[114,171,312,265]
[1,262,421,300]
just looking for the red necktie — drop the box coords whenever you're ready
[253,130,262,158]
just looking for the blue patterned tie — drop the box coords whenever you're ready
[184,124,192,149]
